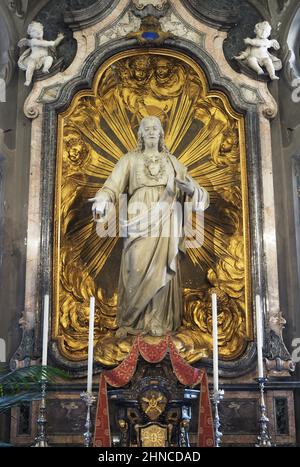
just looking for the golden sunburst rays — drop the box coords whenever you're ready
[189,168,239,208]
[164,95,195,152]
[176,95,233,168]
[80,123,122,162]
[61,66,242,288]
[81,201,119,278]
[182,116,241,271]
[62,195,119,279]
[185,213,236,269]
[188,162,238,186]
[61,96,136,282]
[100,97,137,152]
[179,121,225,167]
[86,151,115,179]
[70,95,137,164]
[82,233,118,278]
[54,50,250,364]
[62,228,119,293]
[186,203,243,273]
[61,191,118,282]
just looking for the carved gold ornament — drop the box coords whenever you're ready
[140,424,168,447]
[140,390,167,420]
[53,49,252,365]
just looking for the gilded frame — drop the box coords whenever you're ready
[52,48,252,366]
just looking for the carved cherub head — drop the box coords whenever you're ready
[254,21,272,40]
[220,128,239,155]
[211,127,239,168]
[130,56,152,82]
[27,21,44,39]
[64,131,89,167]
[155,57,173,81]
[117,65,131,82]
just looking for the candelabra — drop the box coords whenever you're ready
[32,379,49,447]
[80,391,96,447]
[212,389,224,447]
[255,377,274,447]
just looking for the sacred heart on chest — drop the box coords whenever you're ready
[144,153,166,181]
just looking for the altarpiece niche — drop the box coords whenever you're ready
[53,49,252,367]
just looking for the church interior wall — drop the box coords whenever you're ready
[0,0,300,447]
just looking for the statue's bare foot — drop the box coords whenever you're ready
[270,75,279,80]
[115,327,128,338]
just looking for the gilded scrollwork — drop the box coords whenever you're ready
[53,50,251,366]
[173,287,246,363]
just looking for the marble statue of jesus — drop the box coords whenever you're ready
[92,116,209,337]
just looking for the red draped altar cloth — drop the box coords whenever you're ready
[93,335,214,447]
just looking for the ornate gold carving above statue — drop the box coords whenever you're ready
[234,21,282,80]
[18,21,64,86]
[53,50,251,366]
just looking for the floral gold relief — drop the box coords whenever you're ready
[140,425,167,447]
[53,49,251,366]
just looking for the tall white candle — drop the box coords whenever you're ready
[42,294,49,367]
[212,293,219,393]
[255,295,264,378]
[87,296,95,393]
